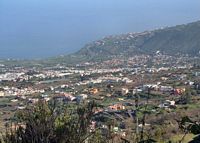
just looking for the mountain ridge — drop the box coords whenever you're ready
[72,20,200,61]
[1,20,200,67]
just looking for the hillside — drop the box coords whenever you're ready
[71,21,200,62]
[1,21,200,67]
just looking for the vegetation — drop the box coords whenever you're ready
[178,116,200,143]
[0,100,97,143]
[69,21,200,63]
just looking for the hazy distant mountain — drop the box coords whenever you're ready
[2,21,200,67]
[72,21,200,61]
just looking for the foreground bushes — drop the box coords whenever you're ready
[1,99,200,143]
[0,100,98,143]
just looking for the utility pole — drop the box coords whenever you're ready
[134,92,139,142]
[140,86,151,141]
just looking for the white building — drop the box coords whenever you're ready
[0,91,5,96]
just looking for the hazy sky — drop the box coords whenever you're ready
[0,0,200,59]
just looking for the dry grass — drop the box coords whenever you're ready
[170,134,195,143]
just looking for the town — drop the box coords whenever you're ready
[1,53,200,142]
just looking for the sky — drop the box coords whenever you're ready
[0,0,200,59]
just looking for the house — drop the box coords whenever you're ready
[138,123,151,128]
[161,77,168,81]
[28,98,39,104]
[159,86,173,92]
[63,93,76,101]
[11,99,18,102]
[174,88,186,95]
[90,88,99,94]
[113,127,119,132]
[143,84,159,91]
[76,94,88,102]
[18,106,26,110]
[118,98,124,101]
[159,100,176,108]
[108,104,125,111]
[94,108,103,114]
[132,88,143,95]
[78,94,88,99]
[0,91,5,97]
[121,88,129,95]
[44,97,51,102]
[11,123,26,130]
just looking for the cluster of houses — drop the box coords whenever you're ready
[1,53,200,137]
[142,84,186,95]
[0,86,45,96]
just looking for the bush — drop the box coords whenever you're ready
[0,100,97,143]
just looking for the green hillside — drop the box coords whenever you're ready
[74,21,200,60]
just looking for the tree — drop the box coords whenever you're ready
[0,99,97,143]
[178,116,200,143]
